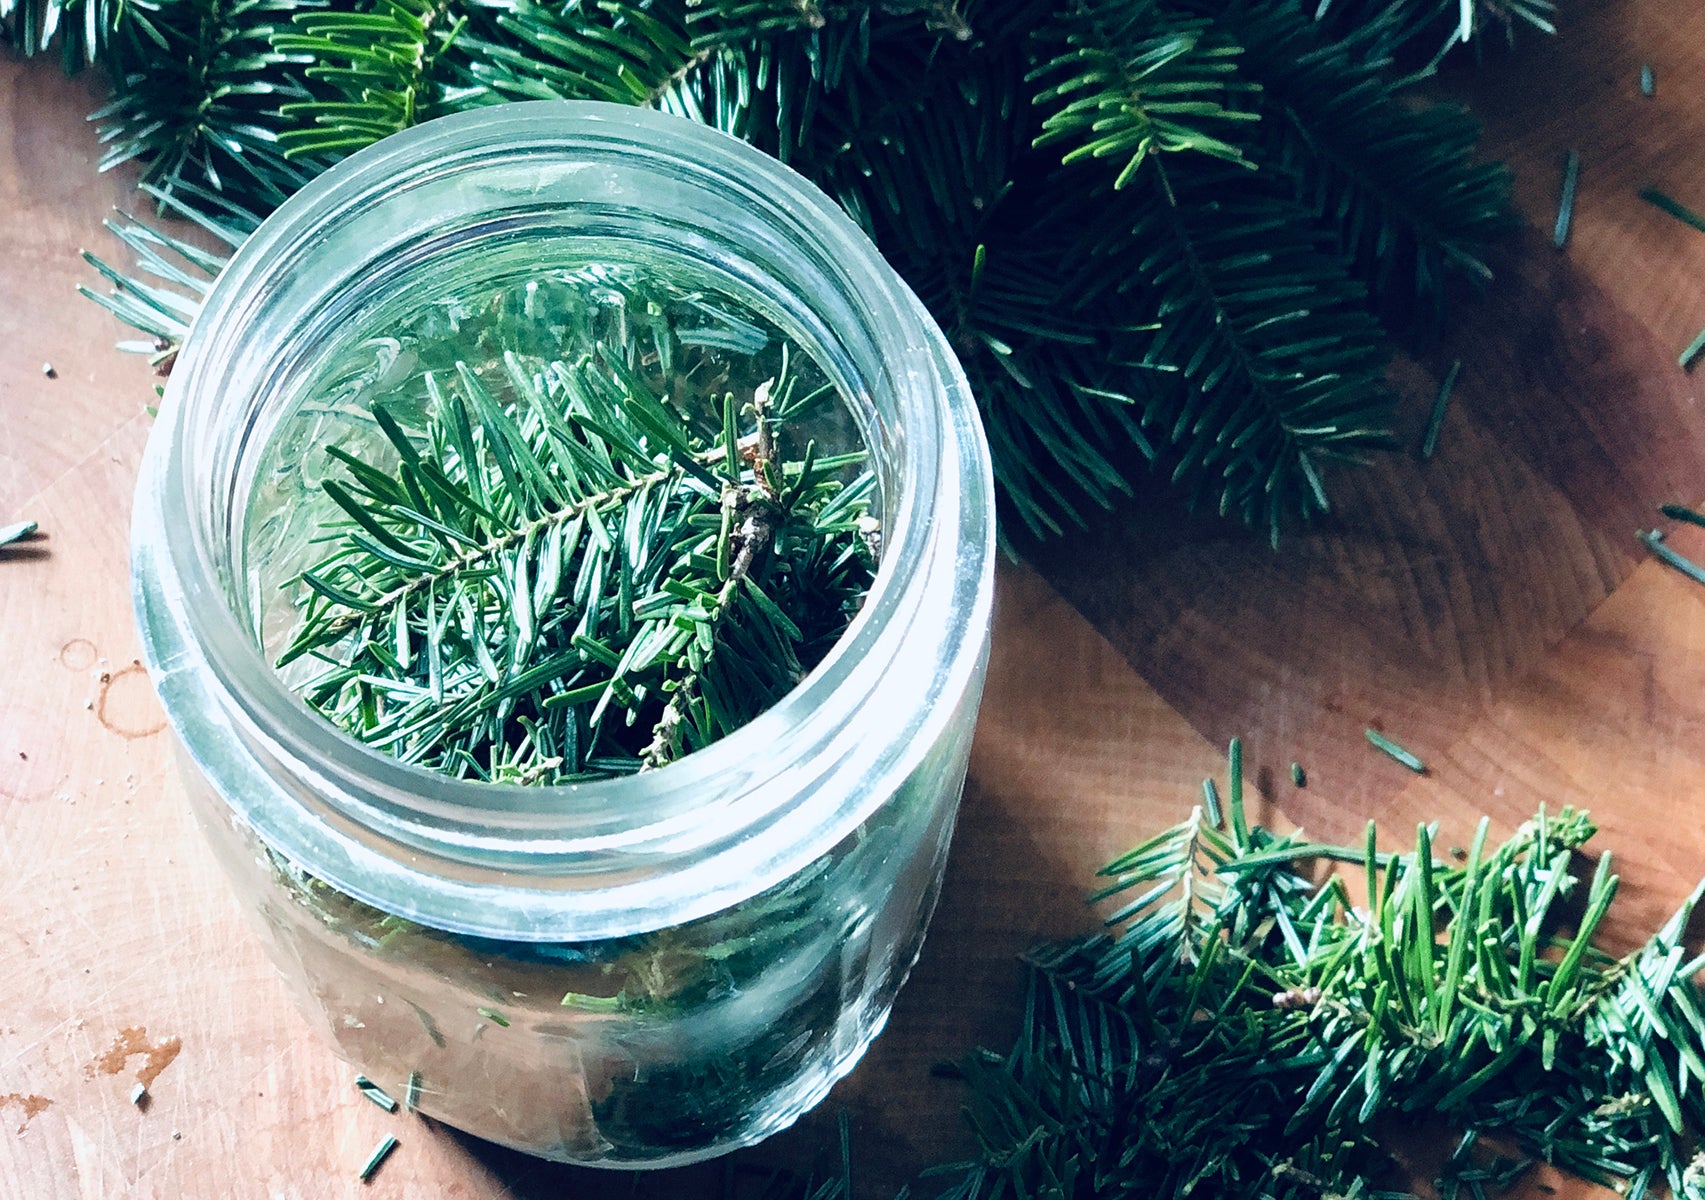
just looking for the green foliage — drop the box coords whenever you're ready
[2,0,113,68]
[927,744,1705,1200]
[1199,0,1514,332]
[276,273,875,783]
[1028,0,1258,181]
[50,0,1547,542]
[91,0,327,207]
[1119,159,1396,533]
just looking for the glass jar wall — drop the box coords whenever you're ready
[131,102,995,1166]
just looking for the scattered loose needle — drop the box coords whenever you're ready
[1421,360,1462,461]
[358,1134,399,1183]
[1641,528,1705,589]
[1638,191,1705,369]
[1553,150,1581,249]
[1366,728,1426,773]
[355,1076,397,1113]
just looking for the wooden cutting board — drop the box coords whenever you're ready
[5,2,1705,1194]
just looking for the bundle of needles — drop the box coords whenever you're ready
[279,329,876,784]
[925,744,1705,1200]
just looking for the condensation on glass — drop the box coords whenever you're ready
[131,102,996,1167]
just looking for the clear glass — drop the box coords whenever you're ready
[131,103,995,1166]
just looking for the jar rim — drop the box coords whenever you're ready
[133,101,995,940]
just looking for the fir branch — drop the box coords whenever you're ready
[273,0,467,156]
[1115,157,1395,540]
[89,0,329,209]
[77,183,249,371]
[1197,0,1513,333]
[930,748,1705,1200]
[280,283,875,784]
[1,0,88,64]
[1310,0,1556,67]
[56,0,1540,543]
[1026,0,1260,185]
[456,0,700,109]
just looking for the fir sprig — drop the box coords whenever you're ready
[280,301,875,783]
[1199,0,1513,331]
[930,744,1705,1199]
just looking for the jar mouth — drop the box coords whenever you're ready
[134,102,995,939]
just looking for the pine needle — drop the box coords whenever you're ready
[1421,359,1462,461]
[0,521,38,549]
[1553,149,1580,249]
[1640,186,1705,235]
[1365,727,1425,772]
[1660,503,1705,529]
[1680,325,1705,372]
[354,1076,397,1113]
[1640,529,1705,589]
[357,1134,398,1183]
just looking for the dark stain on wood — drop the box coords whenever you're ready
[87,1026,182,1089]
[96,664,167,740]
[0,1093,52,1134]
[56,638,96,671]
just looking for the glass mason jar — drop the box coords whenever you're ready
[130,102,995,1167]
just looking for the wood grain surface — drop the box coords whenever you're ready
[4,3,1705,1194]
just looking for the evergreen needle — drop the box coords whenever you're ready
[354,1076,397,1112]
[1365,727,1425,772]
[1553,149,1580,249]
[1661,503,1705,529]
[1641,528,1705,588]
[1680,325,1705,372]
[1640,186,1705,235]
[357,1134,398,1182]
[0,521,38,548]
[1421,359,1461,461]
